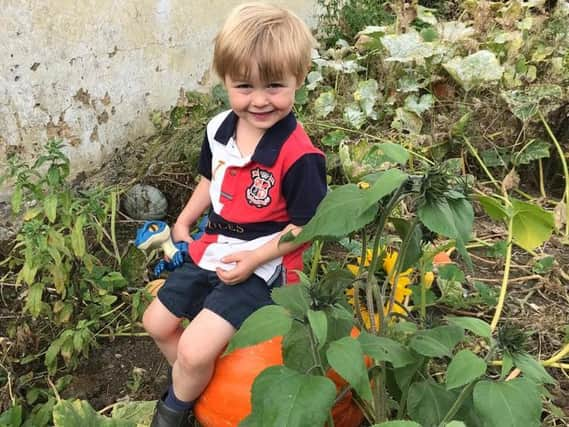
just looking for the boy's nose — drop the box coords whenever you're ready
[251,90,269,107]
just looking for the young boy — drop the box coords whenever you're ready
[142,3,327,426]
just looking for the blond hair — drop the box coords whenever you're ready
[213,2,316,84]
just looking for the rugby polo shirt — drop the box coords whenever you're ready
[188,109,327,284]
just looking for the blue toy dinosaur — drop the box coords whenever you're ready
[135,216,207,276]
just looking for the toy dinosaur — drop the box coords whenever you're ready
[135,217,208,276]
[135,220,188,276]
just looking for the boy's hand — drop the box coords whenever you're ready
[170,222,194,246]
[216,251,261,285]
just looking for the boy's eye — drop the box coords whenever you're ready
[235,84,252,89]
[268,83,284,88]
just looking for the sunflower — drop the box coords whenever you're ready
[346,249,413,330]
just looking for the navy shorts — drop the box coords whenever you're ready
[157,257,282,329]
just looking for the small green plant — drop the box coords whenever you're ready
[0,139,151,424]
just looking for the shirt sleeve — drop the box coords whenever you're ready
[282,153,327,226]
[197,131,212,180]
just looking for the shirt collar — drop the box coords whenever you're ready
[213,111,297,166]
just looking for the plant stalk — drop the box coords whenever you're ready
[490,215,514,332]
[539,110,569,237]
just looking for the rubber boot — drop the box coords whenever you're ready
[150,395,192,427]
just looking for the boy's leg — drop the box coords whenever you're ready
[142,298,183,364]
[172,308,236,402]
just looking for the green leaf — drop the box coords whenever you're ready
[11,186,23,214]
[446,350,487,390]
[532,255,554,274]
[271,285,311,318]
[354,79,379,119]
[407,380,456,426]
[321,130,347,147]
[501,84,563,121]
[326,337,373,402]
[293,169,407,244]
[0,404,22,427]
[307,309,328,349]
[381,31,434,62]
[375,143,409,165]
[476,195,508,221]
[225,305,291,354]
[410,325,464,358]
[513,353,556,385]
[511,199,554,251]
[443,50,504,91]
[473,379,542,427]
[358,331,416,368]
[313,91,336,118]
[43,194,58,223]
[444,422,467,427]
[282,321,314,373]
[404,94,434,115]
[245,366,336,427]
[52,399,135,426]
[513,139,550,165]
[418,197,473,263]
[446,316,491,338]
[391,108,423,134]
[25,283,44,318]
[343,103,366,129]
[71,215,86,258]
[110,401,156,425]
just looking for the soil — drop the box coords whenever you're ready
[60,336,169,410]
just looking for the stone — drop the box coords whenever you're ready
[122,184,168,220]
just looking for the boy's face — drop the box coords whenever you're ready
[224,65,299,133]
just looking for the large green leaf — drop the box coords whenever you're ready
[443,50,503,91]
[513,353,556,385]
[446,350,487,390]
[358,331,416,368]
[407,381,457,426]
[381,31,434,62]
[271,284,311,318]
[243,366,336,427]
[293,169,407,244]
[307,309,328,350]
[418,197,473,246]
[446,316,491,339]
[511,199,554,251]
[314,91,336,118]
[53,400,134,427]
[282,321,314,373]
[410,325,464,358]
[473,379,542,427]
[327,337,373,402]
[225,305,291,354]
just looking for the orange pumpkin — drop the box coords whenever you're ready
[195,330,365,427]
[433,251,452,266]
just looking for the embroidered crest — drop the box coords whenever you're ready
[246,168,275,207]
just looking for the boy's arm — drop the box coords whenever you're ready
[170,177,211,244]
[215,223,303,285]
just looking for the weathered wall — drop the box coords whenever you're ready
[0,0,318,199]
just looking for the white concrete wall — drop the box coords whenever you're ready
[0,0,318,198]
